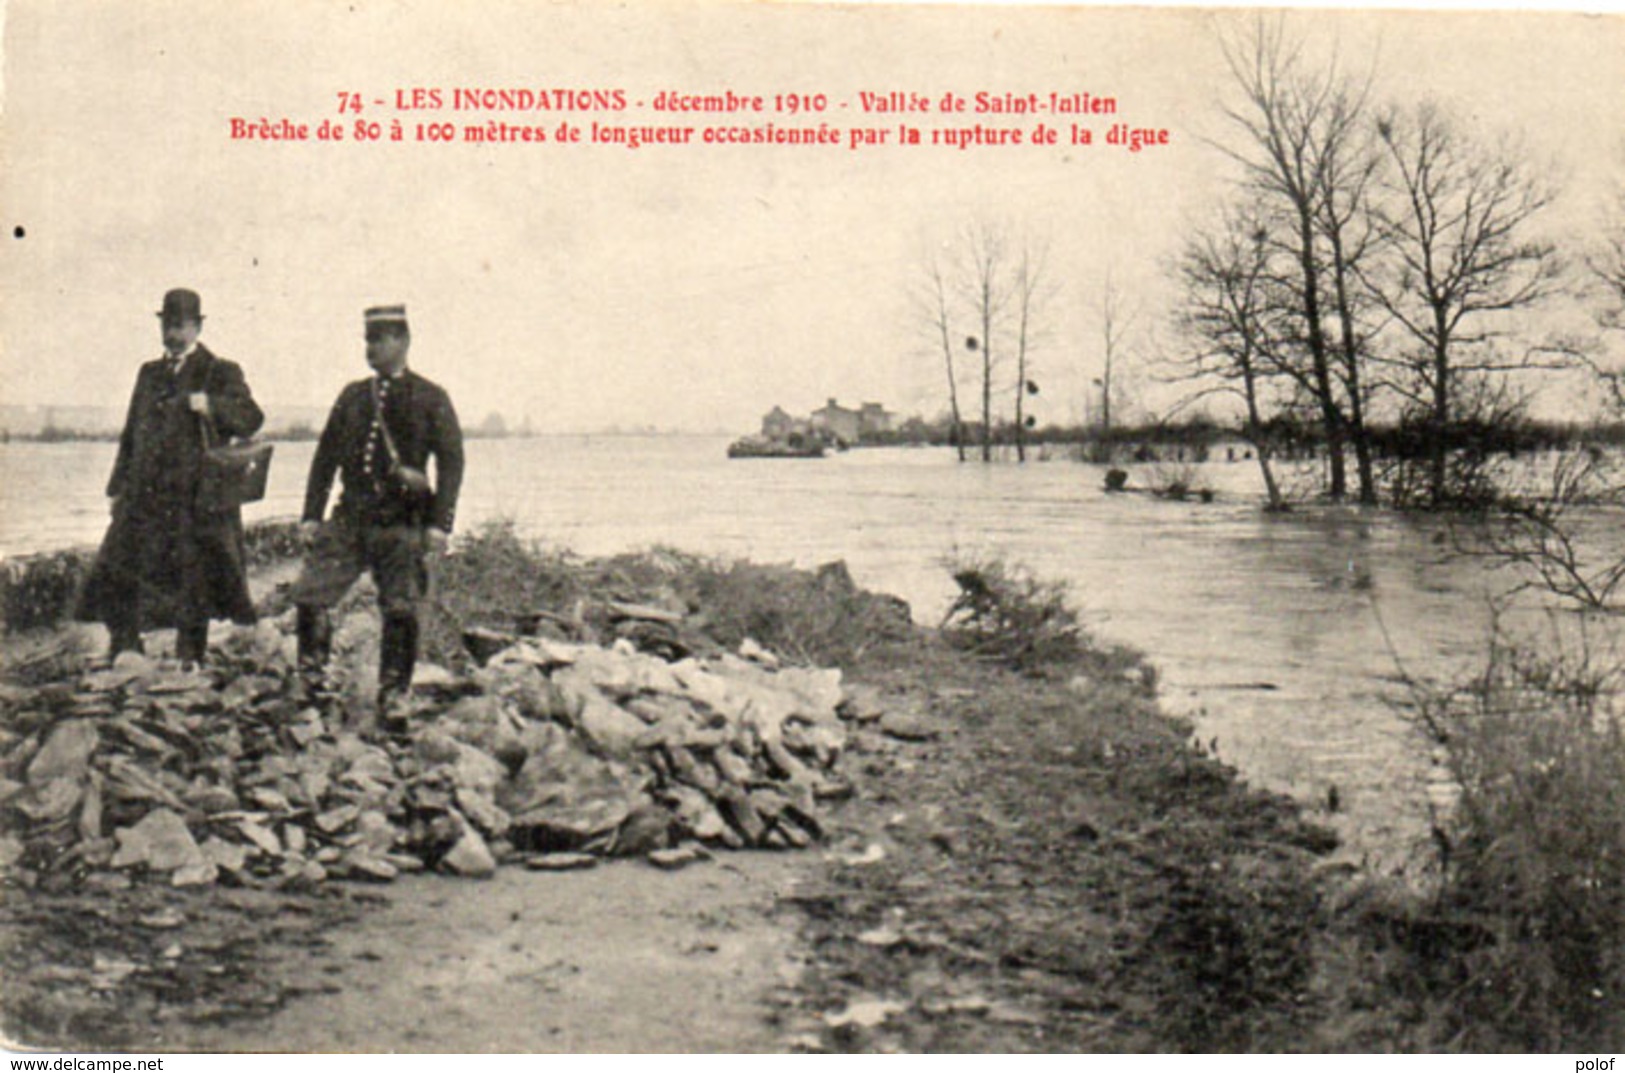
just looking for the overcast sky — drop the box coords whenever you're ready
[2,1,1622,432]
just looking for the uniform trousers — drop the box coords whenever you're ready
[291,509,429,705]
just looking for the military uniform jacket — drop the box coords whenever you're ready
[77,344,265,626]
[303,368,464,531]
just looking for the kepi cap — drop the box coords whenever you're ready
[364,304,409,329]
[157,288,204,322]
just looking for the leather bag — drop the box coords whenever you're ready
[197,413,273,513]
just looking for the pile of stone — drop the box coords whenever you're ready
[0,619,876,888]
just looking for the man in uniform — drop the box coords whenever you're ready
[77,288,264,662]
[293,304,464,731]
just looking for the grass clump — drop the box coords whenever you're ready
[1,550,88,632]
[1143,848,1322,1050]
[420,520,586,665]
[1404,627,1625,1049]
[939,552,1088,672]
[421,520,913,670]
[682,558,913,667]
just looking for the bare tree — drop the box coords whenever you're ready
[1175,201,1291,510]
[921,221,1053,464]
[1445,188,1625,611]
[1594,187,1625,318]
[1097,270,1136,448]
[963,223,1009,463]
[1587,184,1625,410]
[1367,101,1564,507]
[1011,241,1049,463]
[1310,71,1386,504]
[1470,447,1625,612]
[923,253,969,461]
[1216,17,1352,499]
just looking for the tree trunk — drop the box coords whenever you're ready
[1326,232,1378,505]
[937,312,967,463]
[1296,211,1346,498]
[1430,339,1450,507]
[1014,322,1028,463]
[980,300,994,463]
[1242,365,1285,511]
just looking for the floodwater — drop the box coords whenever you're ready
[2,434,1608,872]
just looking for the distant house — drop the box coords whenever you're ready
[761,406,796,441]
[760,405,817,446]
[753,397,898,449]
[898,415,933,443]
[810,398,862,446]
[858,402,895,438]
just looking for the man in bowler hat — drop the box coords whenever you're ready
[293,304,464,731]
[77,288,265,662]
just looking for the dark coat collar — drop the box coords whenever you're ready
[173,343,218,389]
[150,342,217,369]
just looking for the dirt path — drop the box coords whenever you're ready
[160,854,806,1053]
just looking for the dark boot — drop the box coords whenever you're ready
[377,614,419,732]
[109,621,144,659]
[176,617,209,665]
[296,605,333,698]
[107,602,144,660]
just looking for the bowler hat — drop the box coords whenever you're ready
[157,288,204,322]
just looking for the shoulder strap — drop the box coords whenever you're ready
[196,399,219,450]
[374,378,404,468]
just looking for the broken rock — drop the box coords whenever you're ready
[26,720,99,784]
[838,683,888,724]
[524,852,598,871]
[441,818,497,878]
[199,837,249,873]
[562,686,650,758]
[879,709,938,742]
[498,725,644,850]
[110,808,207,873]
[823,997,907,1029]
[340,852,399,882]
[172,861,219,887]
[646,843,709,870]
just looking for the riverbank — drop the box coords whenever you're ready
[0,436,1537,888]
[0,524,1601,1051]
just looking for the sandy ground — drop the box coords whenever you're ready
[4,852,808,1054]
[172,856,805,1053]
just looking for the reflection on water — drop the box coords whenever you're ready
[0,435,1595,871]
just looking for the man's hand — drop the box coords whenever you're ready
[188,391,211,416]
[299,520,321,548]
[425,528,450,556]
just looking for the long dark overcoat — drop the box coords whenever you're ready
[76,345,265,627]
